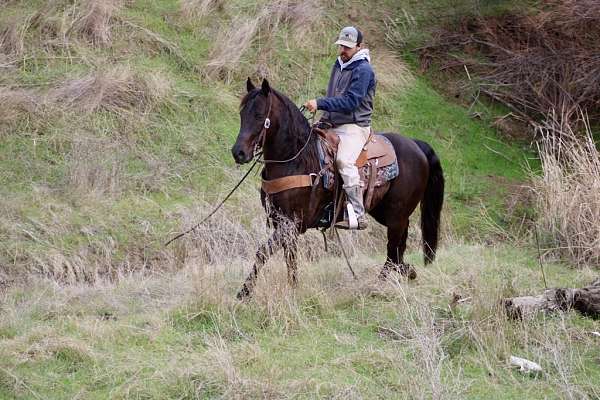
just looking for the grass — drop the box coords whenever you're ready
[1,1,595,398]
[374,77,535,235]
[1,244,598,399]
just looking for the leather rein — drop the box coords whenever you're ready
[164,93,319,246]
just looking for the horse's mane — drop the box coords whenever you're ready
[241,87,319,169]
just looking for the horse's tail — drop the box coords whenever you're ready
[414,139,444,264]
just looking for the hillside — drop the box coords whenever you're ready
[1,0,599,399]
[0,0,535,280]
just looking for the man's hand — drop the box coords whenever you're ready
[304,99,317,113]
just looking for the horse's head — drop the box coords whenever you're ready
[232,78,274,164]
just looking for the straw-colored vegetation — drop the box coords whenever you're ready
[533,112,600,267]
[72,0,122,46]
[49,66,172,114]
[1,243,598,399]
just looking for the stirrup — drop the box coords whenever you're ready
[335,217,367,230]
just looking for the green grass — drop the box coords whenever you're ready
[373,76,537,236]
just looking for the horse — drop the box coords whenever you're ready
[231,78,444,299]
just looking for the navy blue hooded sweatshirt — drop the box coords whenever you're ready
[316,49,376,127]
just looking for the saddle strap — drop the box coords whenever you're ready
[356,132,375,168]
[364,161,378,211]
[262,174,314,195]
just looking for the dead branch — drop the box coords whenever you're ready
[504,278,600,319]
[420,0,600,126]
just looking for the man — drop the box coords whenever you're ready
[304,26,376,230]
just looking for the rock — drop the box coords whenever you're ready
[510,356,542,374]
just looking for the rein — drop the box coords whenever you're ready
[164,157,260,246]
[164,95,316,246]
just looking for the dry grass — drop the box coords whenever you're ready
[263,0,324,36]
[1,0,122,52]
[0,17,30,57]
[71,0,122,46]
[371,48,414,94]
[204,16,261,81]
[531,112,600,267]
[2,173,385,284]
[203,0,326,81]
[67,134,125,197]
[0,88,39,128]
[1,65,171,134]
[49,65,171,115]
[383,8,417,50]
[180,0,224,20]
[2,188,179,283]
[123,20,190,68]
[172,188,389,272]
[2,242,597,398]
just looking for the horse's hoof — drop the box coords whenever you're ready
[236,285,252,301]
[378,270,390,281]
[401,264,417,280]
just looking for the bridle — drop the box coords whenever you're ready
[251,92,315,165]
[252,92,273,158]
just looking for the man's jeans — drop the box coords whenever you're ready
[332,123,370,188]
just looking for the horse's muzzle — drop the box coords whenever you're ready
[231,143,252,164]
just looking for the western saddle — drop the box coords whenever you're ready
[261,125,399,223]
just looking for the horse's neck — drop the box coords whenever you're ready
[262,109,317,176]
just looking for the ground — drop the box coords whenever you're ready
[1,241,599,399]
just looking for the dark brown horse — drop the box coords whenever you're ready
[232,78,444,299]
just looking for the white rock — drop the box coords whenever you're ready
[510,356,543,374]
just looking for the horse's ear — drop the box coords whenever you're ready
[261,79,271,95]
[246,77,256,93]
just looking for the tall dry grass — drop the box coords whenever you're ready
[532,111,600,267]
[49,65,171,115]
[71,0,122,46]
[1,237,598,398]
[173,191,389,270]
[203,0,325,81]
[1,0,122,54]
[204,15,261,81]
[371,48,414,94]
[0,18,29,57]
[67,134,125,197]
[1,65,171,135]
[263,0,324,35]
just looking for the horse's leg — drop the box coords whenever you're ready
[283,233,299,288]
[237,229,284,300]
[379,219,417,280]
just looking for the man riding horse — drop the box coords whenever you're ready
[231,26,444,299]
[304,26,375,230]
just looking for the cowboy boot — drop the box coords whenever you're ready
[335,185,368,230]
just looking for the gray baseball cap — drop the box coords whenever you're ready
[334,26,363,48]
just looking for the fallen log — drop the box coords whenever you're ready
[504,279,600,319]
